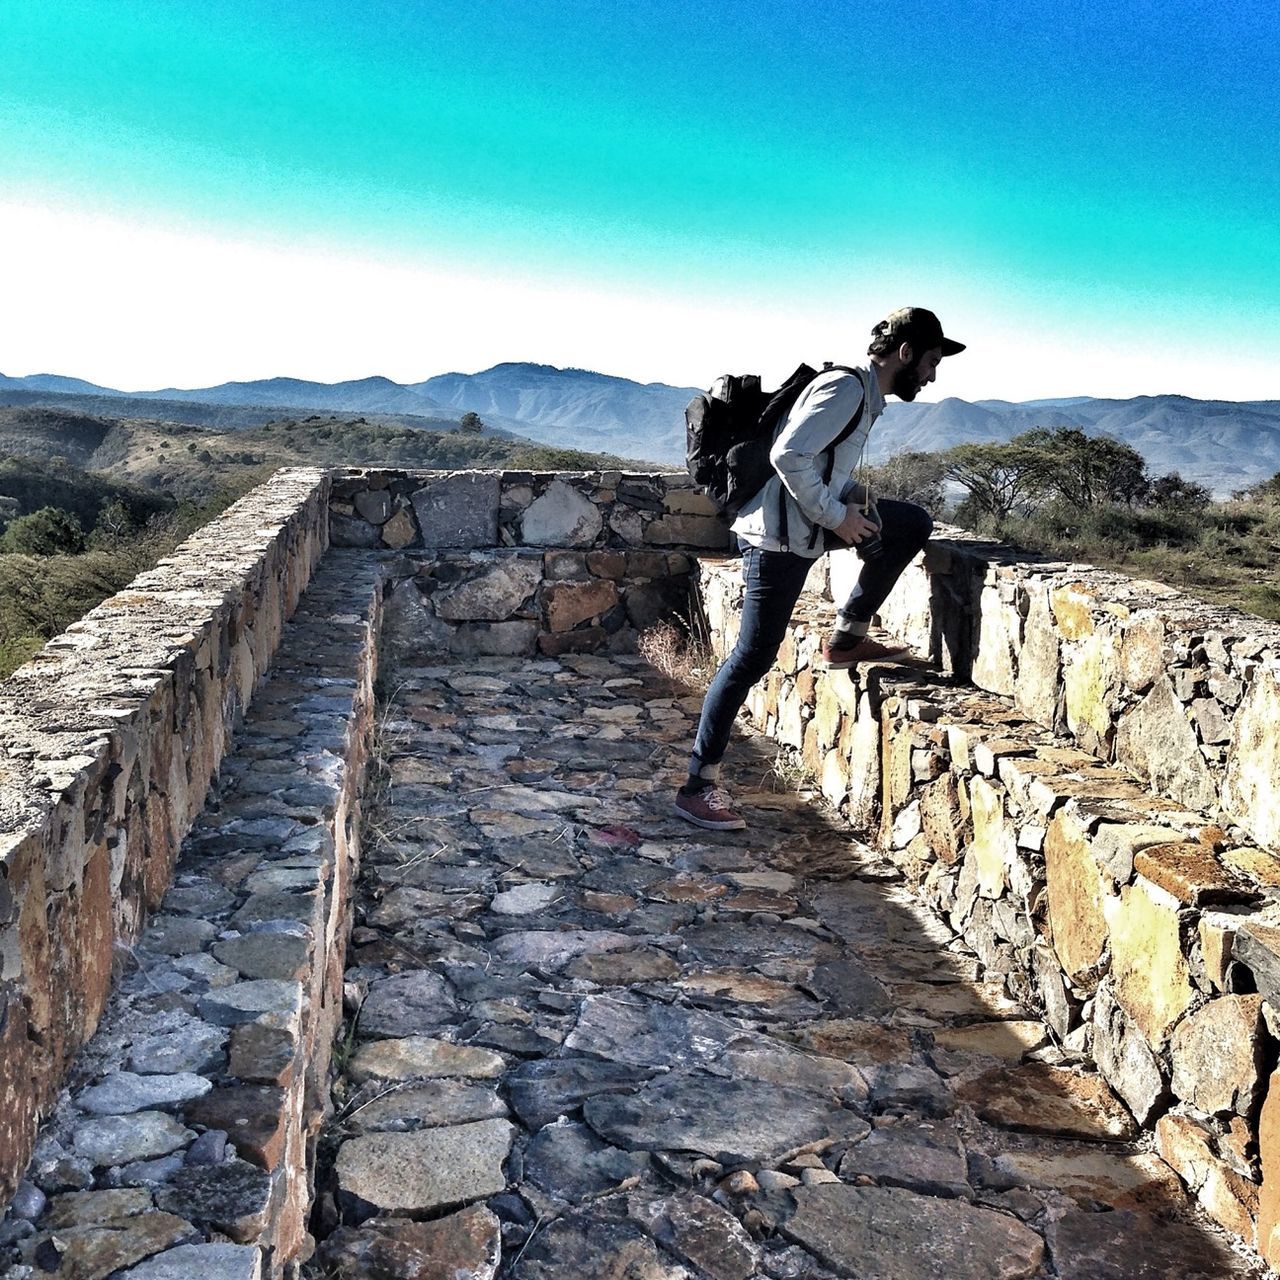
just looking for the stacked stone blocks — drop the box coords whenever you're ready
[704,540,1280,1267]
[0,467,723,1275]
[0,469,329,1207]
[332,468,720,659]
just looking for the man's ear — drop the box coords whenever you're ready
[897,341,915,365]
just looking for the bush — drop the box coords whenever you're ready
[0,507,85,555]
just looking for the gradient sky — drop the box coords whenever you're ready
[1,0,1278,401]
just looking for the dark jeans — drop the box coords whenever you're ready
[688,498,932,778]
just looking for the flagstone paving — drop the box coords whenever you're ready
[310,651,1269,1279]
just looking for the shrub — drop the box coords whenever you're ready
[0,507,85,555]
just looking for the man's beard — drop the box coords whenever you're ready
[891,363,923,401]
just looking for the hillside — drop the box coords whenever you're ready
[415,363,695,460]
[134,375,453,417]
[0,406,653,679]
[3,368,1279,494]
[873,395,1280,496]
[0,406,653,504]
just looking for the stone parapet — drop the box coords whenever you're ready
[826,531,1280,857]
[699,552,1280,1265]
[7,551,381,1279]
[332,468,713,662]
[327,468,729,554]
[0,469,329,1205]
[379,547,696,662]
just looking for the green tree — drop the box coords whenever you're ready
[865,450,946,507]
[457,411,484,433]
[1144,472,1211,510]
[0,507,85,555]
[943,441,1046,528]
[92,498,137,542]
[1015,427,1149,508]
[1234,471,1280,504]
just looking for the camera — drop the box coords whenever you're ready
[824,481,883,560]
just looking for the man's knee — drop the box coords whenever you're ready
[903,502,933,549]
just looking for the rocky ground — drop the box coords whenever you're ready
[307,651,1268,1279]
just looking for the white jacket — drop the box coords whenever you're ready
[731,364,885,557]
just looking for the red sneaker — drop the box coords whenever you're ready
[674,786,747,831]
[821,635,915,670]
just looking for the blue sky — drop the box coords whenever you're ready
[1,0,1277,400]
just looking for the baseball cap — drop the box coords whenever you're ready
[873,307,966,357]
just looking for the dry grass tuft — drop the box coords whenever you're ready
[637,618,717,691]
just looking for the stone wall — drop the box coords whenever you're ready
[331,468,722,660]
[328,467,727,555]
[11,463,1280,1270]
[835,534,1280,855]
[701,538,1280,1266]
[7,552,383,1278]
[0,465,723,1267]
[0,469,329,1204]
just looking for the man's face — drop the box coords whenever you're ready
[890,346,943,401]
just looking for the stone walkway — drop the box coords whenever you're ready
[311,651,1267,1279]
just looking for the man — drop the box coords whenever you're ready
[674,306,965,831]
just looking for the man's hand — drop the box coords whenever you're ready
[829,505,879,546]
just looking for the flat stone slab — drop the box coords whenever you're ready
[955,1063,1138,1141]
[22,1212,201,1280]
[1046,1208,1251,1278]
[116,1242,263,1280]
[524,1120,650,1204]
[564,996,743,1071]
[346,1081,507,1133]
[676,970,825,1020]
[43,1188,152,1228]
[932,1020,1048,1061]
[508,1210,691,1280]
[155,1161,272,1242]
[357,970,459,1038]
[564,947,681,984]
[583,1073,865,1164]
[126,1022,227,1075]
[783,1183,1045,1279]
[348,1036,506,1083]
[838,1122,971,1198]
[197,979,302,1027]
[987,1149,1183,1208]
[627,1192,760,1280]
[490,929,639,970]
[335,1120,515,1214]
[77,1072,213,1116]
[72,1112,194,1167]
[490,882,562,915]
[318,1205,501,1280]
[507,1057,658,1131]
[804,958,893,1017]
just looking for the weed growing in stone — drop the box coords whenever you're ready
[637,617,717,690]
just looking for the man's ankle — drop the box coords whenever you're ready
[830,623,869,647]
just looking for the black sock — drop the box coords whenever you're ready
[680,775,713,795]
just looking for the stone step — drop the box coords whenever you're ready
[0,550,383,1279]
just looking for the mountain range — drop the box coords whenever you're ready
[2,366,1278,495]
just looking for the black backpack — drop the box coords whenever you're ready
[685,363,859,519]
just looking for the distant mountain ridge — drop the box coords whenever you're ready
[1,367,1278,494]
[413,363,693,457]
